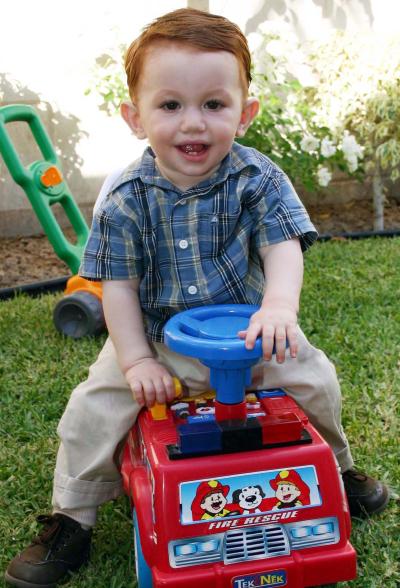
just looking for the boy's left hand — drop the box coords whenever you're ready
[238,303,298,363]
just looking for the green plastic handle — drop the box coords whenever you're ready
[0,104,89,274]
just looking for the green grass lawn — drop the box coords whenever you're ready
[1,237,399,588]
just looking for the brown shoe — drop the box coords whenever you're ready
[342,469,390,518]
[5,514,92,588]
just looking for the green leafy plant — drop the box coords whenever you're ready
[239,24,364,193]
[238,81,362,192]
[85,47,128,116]
[307,32,400,229]
[346,78,400,230]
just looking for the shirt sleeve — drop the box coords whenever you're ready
[79,190,144,280]
[92,167,126,217]
[246,170,318,252]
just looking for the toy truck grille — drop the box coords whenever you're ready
[169,518,340,568]
[224,524,289,563]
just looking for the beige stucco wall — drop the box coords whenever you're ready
[0,0,186,236]
[0,0,398,236]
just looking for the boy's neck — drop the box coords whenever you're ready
[154,156,224,192]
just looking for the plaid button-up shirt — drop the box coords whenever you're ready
[80,142,317,341]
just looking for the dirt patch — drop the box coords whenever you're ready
[0,228,75,289]
[307,197,400,236]
[1,198,400,289]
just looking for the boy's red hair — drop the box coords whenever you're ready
[125,8,252,100]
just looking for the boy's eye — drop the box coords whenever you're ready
[161,101,180,111]
[205,100,223,110]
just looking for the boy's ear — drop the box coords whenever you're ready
[235,97,260,138]
[120,101,147,140]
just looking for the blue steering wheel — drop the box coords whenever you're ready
[164,304,263,404]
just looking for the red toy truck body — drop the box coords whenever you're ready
[121,389,356,588]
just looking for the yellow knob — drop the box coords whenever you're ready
[149,377,183,420]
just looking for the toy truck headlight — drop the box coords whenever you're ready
[198,538,221,552]
[313,521,335,535]
[290,525,313,538]
[169,535,223,567]
[174,543,198,556]
[287,517,339,550]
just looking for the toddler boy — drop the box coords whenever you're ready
[5,8,389,588]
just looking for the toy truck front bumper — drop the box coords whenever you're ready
[152,541,356,588]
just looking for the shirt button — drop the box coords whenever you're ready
[188,285,198,295]
[179,239,189,249]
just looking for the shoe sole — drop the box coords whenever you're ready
[4,571,56,588]
[4,549,90,588]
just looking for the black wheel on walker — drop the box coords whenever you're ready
[53,291,105,338]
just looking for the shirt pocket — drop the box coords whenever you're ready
[197,209,242,258]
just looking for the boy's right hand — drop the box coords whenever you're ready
[124,358,176,408]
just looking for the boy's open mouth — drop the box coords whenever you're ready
[177,143,209,155]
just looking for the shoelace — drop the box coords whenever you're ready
[32,515,64,546]
[343,470,368,482]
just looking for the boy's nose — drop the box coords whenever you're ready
[180,108,206,133]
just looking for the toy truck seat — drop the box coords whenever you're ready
[121,304,356,588]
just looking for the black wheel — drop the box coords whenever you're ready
[53,291,105,338]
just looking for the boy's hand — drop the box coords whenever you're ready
[238,303,298,363]
[125,358,176,407]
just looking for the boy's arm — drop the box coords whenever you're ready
[239,238,303,362]
[102,279,175,407]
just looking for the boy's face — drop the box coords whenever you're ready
[122,42,258,191]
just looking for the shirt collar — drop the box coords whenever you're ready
[109,142,262,194]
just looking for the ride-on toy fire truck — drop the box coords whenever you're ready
[121,305,357,588]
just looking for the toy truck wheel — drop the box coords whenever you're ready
[53,291,105,338]
[133,510,153,588]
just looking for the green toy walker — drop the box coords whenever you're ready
[0,104,105,338]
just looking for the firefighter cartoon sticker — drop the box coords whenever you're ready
[180,466,321,525]
[270,469,311,509]
[191,479,241,520]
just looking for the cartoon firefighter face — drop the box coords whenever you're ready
[270,469,311,510]
[191,479,231,520]
[202,490,227,515]
[275,482,301,504]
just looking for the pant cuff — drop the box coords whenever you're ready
[53,508,97,528]
[53,470,123,511]
[334,447,355,473]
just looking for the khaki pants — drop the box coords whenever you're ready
[53,329,354,526]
